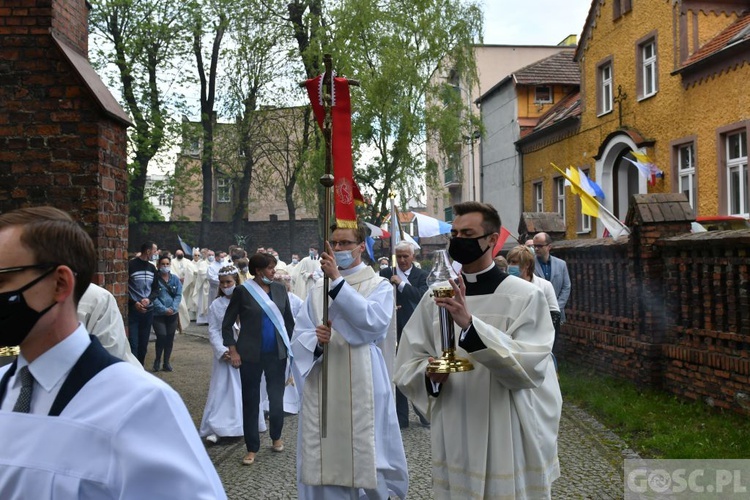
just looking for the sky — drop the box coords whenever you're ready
[482,0,592,46]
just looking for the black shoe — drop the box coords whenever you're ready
[163,363,173,372]
[152,361,161,372]
[399,422,409,430]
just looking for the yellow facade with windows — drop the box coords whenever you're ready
[520,0,750,239]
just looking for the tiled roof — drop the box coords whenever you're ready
[513,50,580,86]
[533,92,582,132]
[682,12,750,68]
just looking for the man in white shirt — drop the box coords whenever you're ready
[0,206,225,499]
[291,245,322,300]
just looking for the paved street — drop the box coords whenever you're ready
[148,323,632,499]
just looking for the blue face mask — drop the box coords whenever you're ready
[507,265,521,277]
[261,276,273,285]
[334,250,356,269]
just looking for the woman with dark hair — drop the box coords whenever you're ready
[223,253,295,465]
[152,253,182,372]
[200,265,266,443]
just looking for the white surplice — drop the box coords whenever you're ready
[77,283,141,368]
[199,295,244,438]
[194,259,210,324]
[291,256,321,300]
[173,257,196,327]
[0,330,226,499]
[291,264,408,500]
[394,273,562,499]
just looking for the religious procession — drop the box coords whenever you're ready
[0,48,572,498]
[4,0,750,498]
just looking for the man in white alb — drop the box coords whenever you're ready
[394,201,561,499]
[292,223,408,499]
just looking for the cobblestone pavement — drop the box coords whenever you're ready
[148,323,634,499]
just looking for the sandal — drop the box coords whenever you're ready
[242,452,256,465]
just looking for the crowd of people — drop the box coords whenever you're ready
[1,202,571,499]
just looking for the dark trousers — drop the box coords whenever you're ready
[239,352,286,453]
[153,314,178,364]
[128,306,154,365]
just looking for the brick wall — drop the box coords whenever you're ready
[130,219,321,263]
[0,0,131,313]
[555,194,750,415]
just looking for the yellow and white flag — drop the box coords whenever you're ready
[552,163,630,238]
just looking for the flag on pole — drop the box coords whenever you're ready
[364,221,390,239]
[623,151,664,185]
[365,235,376,261]
[177,235,192,256]
[492,226,513,257]
[305,73,364,229]
[552,163,630,238]
[410,212,453,237]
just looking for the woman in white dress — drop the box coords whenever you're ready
[200,265,266,443]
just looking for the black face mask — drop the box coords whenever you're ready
[0,267,58,347]
[448,233,493,265]
[176,254,184,260]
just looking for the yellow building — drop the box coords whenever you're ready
[518,0,750,239]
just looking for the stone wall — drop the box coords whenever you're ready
[554,194,750,414]
[130,219,321,262]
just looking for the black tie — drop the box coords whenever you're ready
[13,366,34,413]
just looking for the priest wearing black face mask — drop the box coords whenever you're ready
[394,201,562,499]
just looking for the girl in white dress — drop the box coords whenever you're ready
[199,265,266,442]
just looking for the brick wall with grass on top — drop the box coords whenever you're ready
[554,193,750,416]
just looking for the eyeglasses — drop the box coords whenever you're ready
[0,263,58,275]
[533,244,549,249]
[330,240,359,248]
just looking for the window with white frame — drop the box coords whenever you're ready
[217,177,232,203]
[534,182,543,212]
[600,63,613,114]
[555,177,566,220]
[577,169,592,232]
[678,143,696,209]
[641,40,657,97]
[535,86,552,104]
[726,131,748,216]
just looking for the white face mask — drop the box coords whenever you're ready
[207,255,215,263]
[223,285,235,296]
[159,266,170,274]
[335,250,356,269]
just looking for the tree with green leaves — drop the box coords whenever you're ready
[264,0,482,225]
[188,0,231,245]
[89,0,190,223]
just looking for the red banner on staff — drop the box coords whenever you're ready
[305,74,363,229]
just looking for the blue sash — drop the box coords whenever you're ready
[242,280,293,362]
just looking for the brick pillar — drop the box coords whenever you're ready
[625,193,694,386]
[0,0,132,314]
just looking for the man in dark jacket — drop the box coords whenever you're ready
[380,241,430,428]
[128,241,159,365]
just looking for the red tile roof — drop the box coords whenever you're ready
[533,92,582,132]
[682,12,750,68]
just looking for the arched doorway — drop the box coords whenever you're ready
[595,132,648,237]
